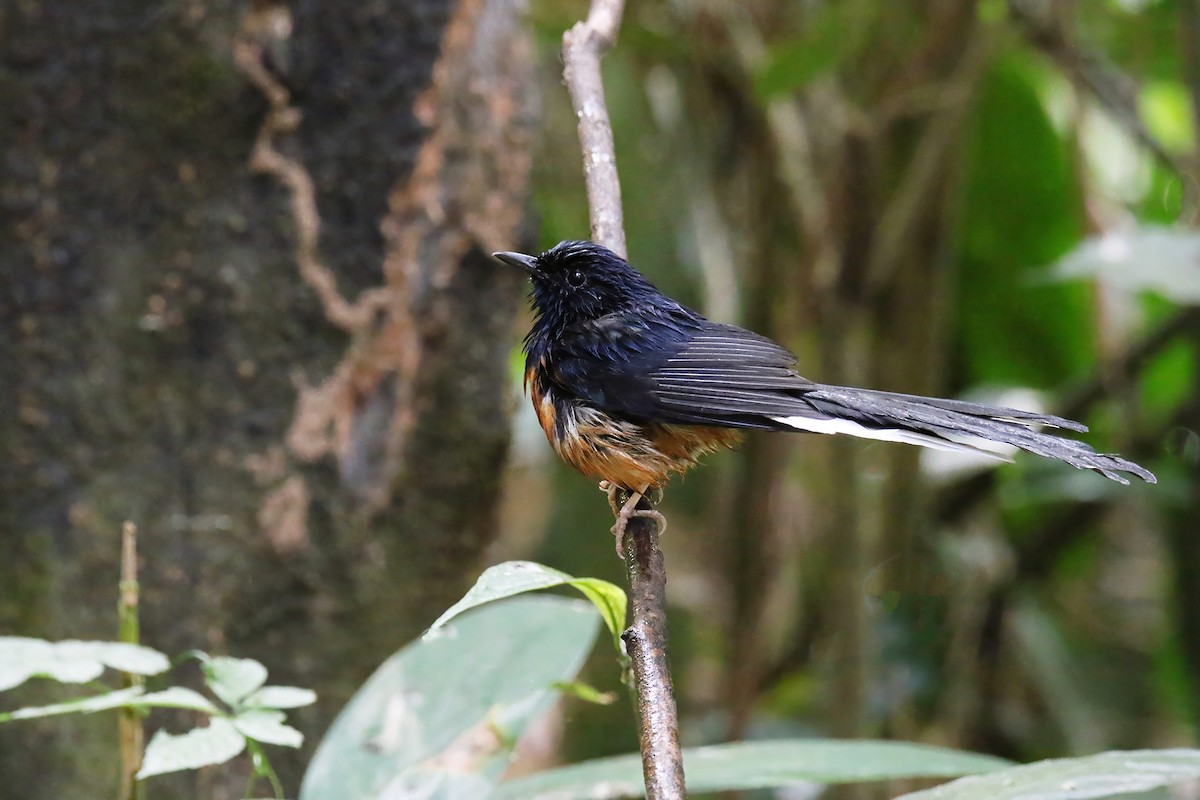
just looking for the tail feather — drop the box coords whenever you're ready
[772,385,1155,485]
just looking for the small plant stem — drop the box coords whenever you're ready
[117,521,144,800]
[248,740,286,800]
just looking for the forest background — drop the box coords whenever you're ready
[1,0,1197,797]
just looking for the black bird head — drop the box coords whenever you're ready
[493,241,667,333]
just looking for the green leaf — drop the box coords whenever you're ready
[202,656,268,708]
[134,687,221,714]
[1140,81,1195,155]
[559,579,626,652]
[377,770,495,799]
[1048,227,1200,304]
[894,749,1200,800]
[233,709,304,748]
[1,685,224,722]
[61,641,171,676]
[1,687,147,722]
[0,637,170,691]
[551,680,618,706]
[493,740,1011,800]
[301,596,600,800]
[244,685,317,710]
[137,717,247,779]
[429,561,627,651]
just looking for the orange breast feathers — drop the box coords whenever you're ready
[526,367,742,490]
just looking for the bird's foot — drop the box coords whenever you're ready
[601,481,663,511]
[605,484,667,557]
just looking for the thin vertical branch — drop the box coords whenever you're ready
[117,521,143,800]
[563,0,628,259]
[622,503,687,800]
[562,2,687,797]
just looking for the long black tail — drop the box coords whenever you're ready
[771,385,1156,485]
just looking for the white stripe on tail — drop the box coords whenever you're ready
[769,415,1011,459]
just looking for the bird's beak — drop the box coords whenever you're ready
[492,251,542,278]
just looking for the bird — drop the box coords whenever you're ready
[494,241,1155,546]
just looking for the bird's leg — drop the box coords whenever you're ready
[604,482,668,557]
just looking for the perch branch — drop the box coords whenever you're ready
[562,2,686,797]
[563,0,629,259]
[622,499,687,800]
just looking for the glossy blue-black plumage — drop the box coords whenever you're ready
[498,241,1156,485]
[520,242,791,428]
[522,241,697,414]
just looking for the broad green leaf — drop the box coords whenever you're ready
[494,740,1012,800]
[1049,227,1200,304]
[233,709,304,747]
[301,596,600,800]
[202,656,268,708]
[429,561,627,651]
[894,749,1200,800]
[137,717,247,779]
[1,687,146,722]
[560,579,626,652]
[378,770,495,800]
[245,685,317,710]
[0,637,169,691]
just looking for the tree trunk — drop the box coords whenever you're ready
[0,1,534,796]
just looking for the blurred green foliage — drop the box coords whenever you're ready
[514,0,1200,787]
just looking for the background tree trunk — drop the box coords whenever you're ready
[0,1,535,796]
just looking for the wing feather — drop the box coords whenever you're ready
[544,312,1154,484]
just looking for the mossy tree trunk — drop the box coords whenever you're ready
[0,1,534,796]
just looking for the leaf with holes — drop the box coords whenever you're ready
[301,596,600,800]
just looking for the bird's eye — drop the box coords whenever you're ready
[566,269,586,288]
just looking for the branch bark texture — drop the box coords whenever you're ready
[563,0,628,258]
[561,1,686,797]
[622,503,688,800]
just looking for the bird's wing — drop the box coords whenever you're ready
[549,314,1155,484]
[638,324,821,426]
[549,313,806,428]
